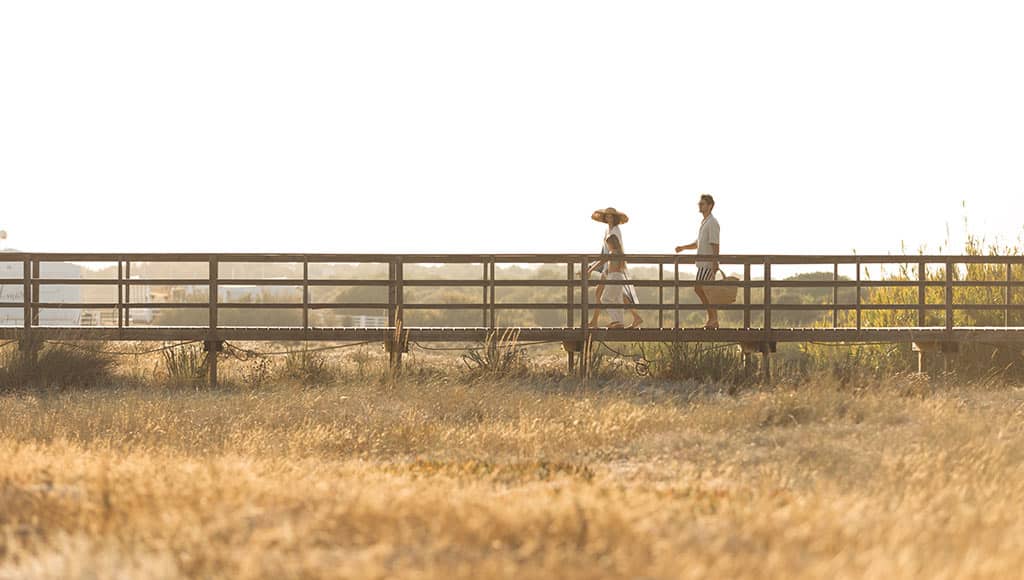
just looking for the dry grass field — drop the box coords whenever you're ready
[4,351,1024,579]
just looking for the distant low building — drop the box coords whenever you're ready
[0,252,82,326]
[343,314,388,327]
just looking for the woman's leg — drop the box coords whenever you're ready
[622,279,642,328]
[623,297,643,328]
[601,273,626,328]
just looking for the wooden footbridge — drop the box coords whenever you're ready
[2,252,1023,384]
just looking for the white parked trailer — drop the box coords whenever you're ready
[0,254,82,326]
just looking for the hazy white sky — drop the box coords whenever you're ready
[2,1,1022,256]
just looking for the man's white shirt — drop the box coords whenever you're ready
[696,214,720,270]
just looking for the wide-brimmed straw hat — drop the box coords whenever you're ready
[591,207,629,224]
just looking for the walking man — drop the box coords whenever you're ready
[675,194,721,329]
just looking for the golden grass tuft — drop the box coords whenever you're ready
[0,341,116,391]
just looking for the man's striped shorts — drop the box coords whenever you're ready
[696,267,716,282]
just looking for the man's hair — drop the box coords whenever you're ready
[700,194,715,208]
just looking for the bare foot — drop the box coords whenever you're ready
[607,322,624,329]
[627,318,643,329]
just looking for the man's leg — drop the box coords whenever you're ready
[694,267,718,327]
[695,286,713,326]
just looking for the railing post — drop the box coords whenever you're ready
[387,257,405,369]
[760,259,774,384]
[31,259,40,327]
[566,260,576,373]
[207,256,220,387]
[673,258,680,329]
[22,257,31,333]
[117,259,124,329]
[388,261,397,329]
[658,263,664,329]
[763,258,772,333]
[833,263,839,328]
[124,261,131,327]
[483,261,490,328]
[580,256,590,377]
[851,259,860,332]
[302,258,310,331]
[855,258,862,331]
[209,257,219,333]
[744,263,752,329]
[918,261,927,328]
[1006,261,1013,328]
[18,256,39,368]
[567,261,575,329]
[397,258,404,326]
[945,258,954,331]
[488,259,496,330]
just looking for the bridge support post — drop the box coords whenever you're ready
[941,342,959,378]
[740,342,775,384]
[761,346,775,385]
[386,336,409,370]
[204,341,223,387]
[913,342,933,375]
[743,353,754,379]
[562,341,582,374]
[18,336,41,370]
[577,337,593,379]
[913,342,959,378]
[739,344,756,381]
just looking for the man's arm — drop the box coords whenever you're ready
[675,241,698,253]
[709,243,720,270]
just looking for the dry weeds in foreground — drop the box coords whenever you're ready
[3,376,1024,579]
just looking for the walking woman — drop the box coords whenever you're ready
[587,207,642,329]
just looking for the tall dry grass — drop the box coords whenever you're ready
[793,232,1024,381]
[0,341,116,390]
[3,370,1024,578]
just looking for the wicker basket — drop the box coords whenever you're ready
[700,269,740,305]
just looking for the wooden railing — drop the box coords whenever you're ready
[4,252,1024,383]
[2,252,1023,334]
